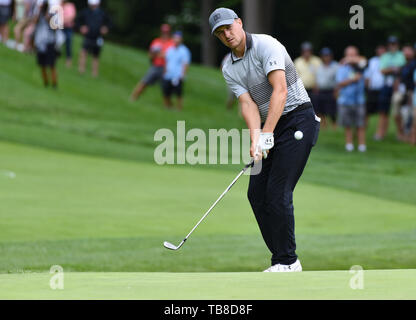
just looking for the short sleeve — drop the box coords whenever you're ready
[149,40,156,50]
[379,54,388,70]
[223,70,248,99]
[183,47,191,65]
[256,36,286,76]
[336,66,346,83]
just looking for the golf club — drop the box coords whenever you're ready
[163,160,255,251]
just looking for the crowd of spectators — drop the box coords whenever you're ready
[294,37,416,150]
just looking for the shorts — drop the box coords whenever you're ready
[36,44,58,67]
[337,104,366,128]
[162,79,183,98]
[0,5,11,25]
[142,66,164,85]
[365,89,381,115]
[378,85,393,114]
[413,91,416,108]
[315,89,336,120]
[391,90,406,117]
[83,37,102,57]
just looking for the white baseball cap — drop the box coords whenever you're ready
[88,0,100,5]
[48,0,62,6]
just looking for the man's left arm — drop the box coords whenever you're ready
[262,70,287,133]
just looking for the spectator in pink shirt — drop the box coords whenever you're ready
[63,0,76,67]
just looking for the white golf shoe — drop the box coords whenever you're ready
[263,259,302,272]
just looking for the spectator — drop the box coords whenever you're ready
[33,0,58,88]
[315,47,338,129]
[392,44,416,141]
[13,0,37,52]
[161,31,191,110]
[130,24,175,101]
[336,46,367,152]
[0,0,12,44]
[12,0,25,49]
[14,0,25,22]
[62,0,76,67]
[375,36,406,140]
[77,0,111,77]
[364,45,386,125]
[294,41,321,109]
[411,69,416,145]
[21,0,41,52]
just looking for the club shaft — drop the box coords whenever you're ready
[183,161,254,241]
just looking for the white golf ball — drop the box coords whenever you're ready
[294,131,303,140]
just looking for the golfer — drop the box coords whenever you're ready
[209,8,320,272]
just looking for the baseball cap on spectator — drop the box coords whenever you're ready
[88,0,100,6]
[320,47,332,56]
[387,35,399,44]
[173,31,183,38]
[48,0,62,5]
[209,8,238,34]
[301,41,313,51]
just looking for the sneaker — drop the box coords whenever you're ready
[263,259,302,272]
[373,134,383,141]
[16,43,24,52]
[358,144,367,152]
[345,143,354,152]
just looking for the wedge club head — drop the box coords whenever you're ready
[163,241,178,250]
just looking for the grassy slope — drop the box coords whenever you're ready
[0,39,416,207]
[1,270,415,299]
[1,141,415,273]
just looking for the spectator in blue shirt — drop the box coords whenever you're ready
[162,31,191,110]
[336,46,367,152]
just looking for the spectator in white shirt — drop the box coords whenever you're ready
[364,45,386,125]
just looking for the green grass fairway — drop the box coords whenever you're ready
[1,270,415,299]
[1,141,415,274]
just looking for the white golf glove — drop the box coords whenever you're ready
[255,132,274,159]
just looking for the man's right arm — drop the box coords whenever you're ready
[223,70,261,158]
[238,92,262,159]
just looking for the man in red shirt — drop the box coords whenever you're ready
[130,24,175,101]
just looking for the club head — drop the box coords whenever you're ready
[163,241,178,250]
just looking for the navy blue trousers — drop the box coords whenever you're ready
[248,104,320,266]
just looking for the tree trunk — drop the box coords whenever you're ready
[201,0,217,66]
[243,0,274,34]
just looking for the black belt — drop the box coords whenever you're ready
[261,102,313,127]
[279,102,313,120]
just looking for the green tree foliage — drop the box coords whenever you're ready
[70,0,416,63]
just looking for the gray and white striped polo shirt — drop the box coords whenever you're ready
[222,33,310,122]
